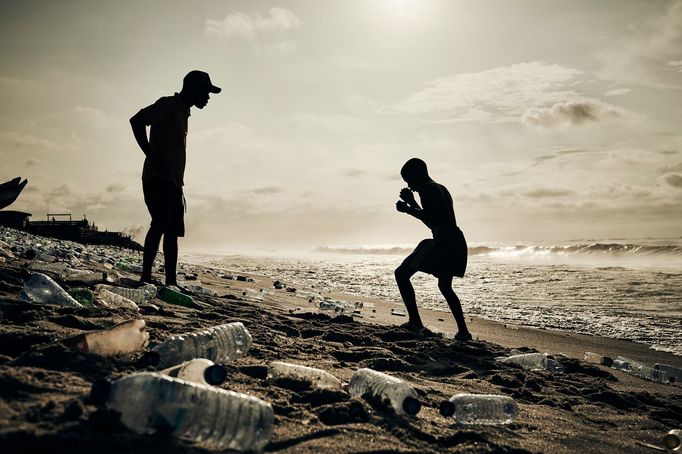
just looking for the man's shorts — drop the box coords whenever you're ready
[402,228,467,278]
[143,178,185,237]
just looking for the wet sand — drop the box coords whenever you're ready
[1,249,680,453]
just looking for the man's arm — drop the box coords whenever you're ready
[130,112,151,157]
[396,202,433,228]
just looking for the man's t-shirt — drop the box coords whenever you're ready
[138,93,190,187]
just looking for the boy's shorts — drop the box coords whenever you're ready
[402,228,467,278]
[143,178,185,237]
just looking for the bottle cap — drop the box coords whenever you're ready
[439,400,455,417]
[663,430,681,450]
[89,379,112,407]
[204,364,228,385]
[402,396,421,415]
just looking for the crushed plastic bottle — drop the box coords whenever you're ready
[440,393,519,425]
[63,319,148,356]
[584,352,614,367]
[184,284,217,297]
[348,368,421,416]
[496,352,565,373]
[319,300,347,315]
[64,271,107,286]
[267,361,343,391]
[151,322,253,368]
[21,272,82,307]
[159,358,228,386]
[94,286,140,311]
[612,356,672,384]
[158,286,194,307]
[90,372,273,452]
[97,284,157,304]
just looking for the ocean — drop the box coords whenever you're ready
[188,238,682,356]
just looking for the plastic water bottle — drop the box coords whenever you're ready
[440,394,518,425]
[348,368,421,416]
[241,288,263,301]
[583,352,614,367]
[160,358,228,386]
[21,272,82,307]
[63,319,149,356]
[496,353,565,373]
[267,361,343,391]
[654,363,681,383]
[613,356,672,384]
[184,284,217,297]
[94,286,140,311]
[319,300,346,315]
[90,372,273,452]
[64,271,107,286]
[151,322,253,368]
[97,284,157,304]
[158,286,194,307]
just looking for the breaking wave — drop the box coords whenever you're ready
[317,241,682,259]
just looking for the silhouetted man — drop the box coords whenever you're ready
[395,158,472,341]
[130,70,221,287]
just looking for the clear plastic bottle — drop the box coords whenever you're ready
[160,358,228,386]
[151,322,253,368]
[21,272,82,307]
[614,356,671,384]
[64,271,107,286]
[584,352,614,367]
[241,288,263,301]
[496,352,565,373]
[94,286,140,311]
[268,361,343,391]
[185,284,217,297]
[63,319,149,356]
[97,284,157,304]
[90,372,273,452]
[348,368,421,416]
[440,394,518,425]
[319,300,346,315]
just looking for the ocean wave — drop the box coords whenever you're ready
[317,242,682,258]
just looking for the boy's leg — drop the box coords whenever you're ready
[141,225,162,282]
[437,275,470,337]
[395,264,424,328]
[163,234,179,286]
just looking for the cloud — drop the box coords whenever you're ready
[205,8,301,41]
[106,183,126,193]
[664,174,682,187]
[524,188,575,198]
[344,169,366,177]
[605,88,631,96]
[522,98,627,129]
[597,1,682,88]
[256,40,296,56]
[390,62,584,121]
[252,186,283,195]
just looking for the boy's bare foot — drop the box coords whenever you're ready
[454,331,473,342]
[399,321,425,332]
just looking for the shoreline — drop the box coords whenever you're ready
[1,230,680,453]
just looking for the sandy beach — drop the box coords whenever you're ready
[1,235,680,453]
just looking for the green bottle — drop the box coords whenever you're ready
[68,288,94,306]
[158,286,194,307]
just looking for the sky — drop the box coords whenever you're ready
[1,0,681,252]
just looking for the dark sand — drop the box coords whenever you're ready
[1,252,680,453]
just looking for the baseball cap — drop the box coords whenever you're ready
[183,70,221,93]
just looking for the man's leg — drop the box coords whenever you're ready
[163,234,178,286]
[141,224,163,282]
[395,264,423,328]
[438,275,470,336]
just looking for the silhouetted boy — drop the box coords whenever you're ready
[395,158,472,341]
[130,70,221,287]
